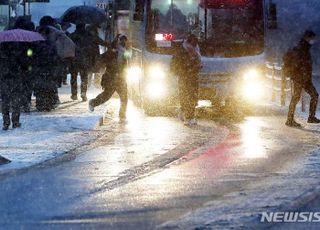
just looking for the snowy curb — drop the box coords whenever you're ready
[0,112,106,178]
[23,113,106,169]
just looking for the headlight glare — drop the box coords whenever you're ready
[241,81,264,101]
[243,69,259,80]
[126,66,141,83]
[148,66,165,79]
[146,82,166,98]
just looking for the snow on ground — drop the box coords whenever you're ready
[160,147,320,229]
[160,100,320,229]
[0,79,108,175]
[158,77,320,230]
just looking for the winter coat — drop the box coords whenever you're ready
[0,42,30,100]
[170,42,201,79]
[291,39,313,85]
[69,29,91,68]
[100,47,118,88]
[0,42,29,83]
[117,44,131,77]
[33,40,58,89]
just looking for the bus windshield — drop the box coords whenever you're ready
[146,0,264,57]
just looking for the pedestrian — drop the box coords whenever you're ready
[60,22,73,85]
[86,24,108,88]
[171,34,201,126]
[285,30,320,127]
[69,23,91,101]
[33,27,59,111]
[12,17,36,112]
[88,35,131,121]
[37,15,65,105]
[0,43,25,130]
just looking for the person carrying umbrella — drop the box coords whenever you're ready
[86,24,108,87]
[60,5,107,26]
[60,5,108,99]
[0,29,45,130]
[0,43,25,130]
[12,17,36,113]
[69,23,92,101]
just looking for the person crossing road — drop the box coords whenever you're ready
[285,30,320,127]
[88,35,131,121]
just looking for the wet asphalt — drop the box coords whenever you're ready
[0,101,319,230]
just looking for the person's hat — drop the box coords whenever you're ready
[39,16,55,27]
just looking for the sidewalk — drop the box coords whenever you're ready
[0,81,108,176]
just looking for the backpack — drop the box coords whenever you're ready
[282,48,299,79]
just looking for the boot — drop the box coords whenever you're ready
[81,92,87,102]
[12,123,21,129]
[2,113,10,130]
[71,94,78,100]
[12,113,21,129]
[285,119,302,128]
[88,99,95,112]
[307,116,320,123]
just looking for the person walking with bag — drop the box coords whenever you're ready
[285,30,320,127]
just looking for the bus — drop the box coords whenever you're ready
[123,0,276,115]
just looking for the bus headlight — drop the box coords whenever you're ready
[241,81,264,100]
[240,69,265,101]
[126,66,141,83]
[148,65,166,79]
[243,69,259,80]
[147,82,166,98]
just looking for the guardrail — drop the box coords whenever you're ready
[265,62,291,106]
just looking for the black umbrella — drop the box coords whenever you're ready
[60,5,107,25]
